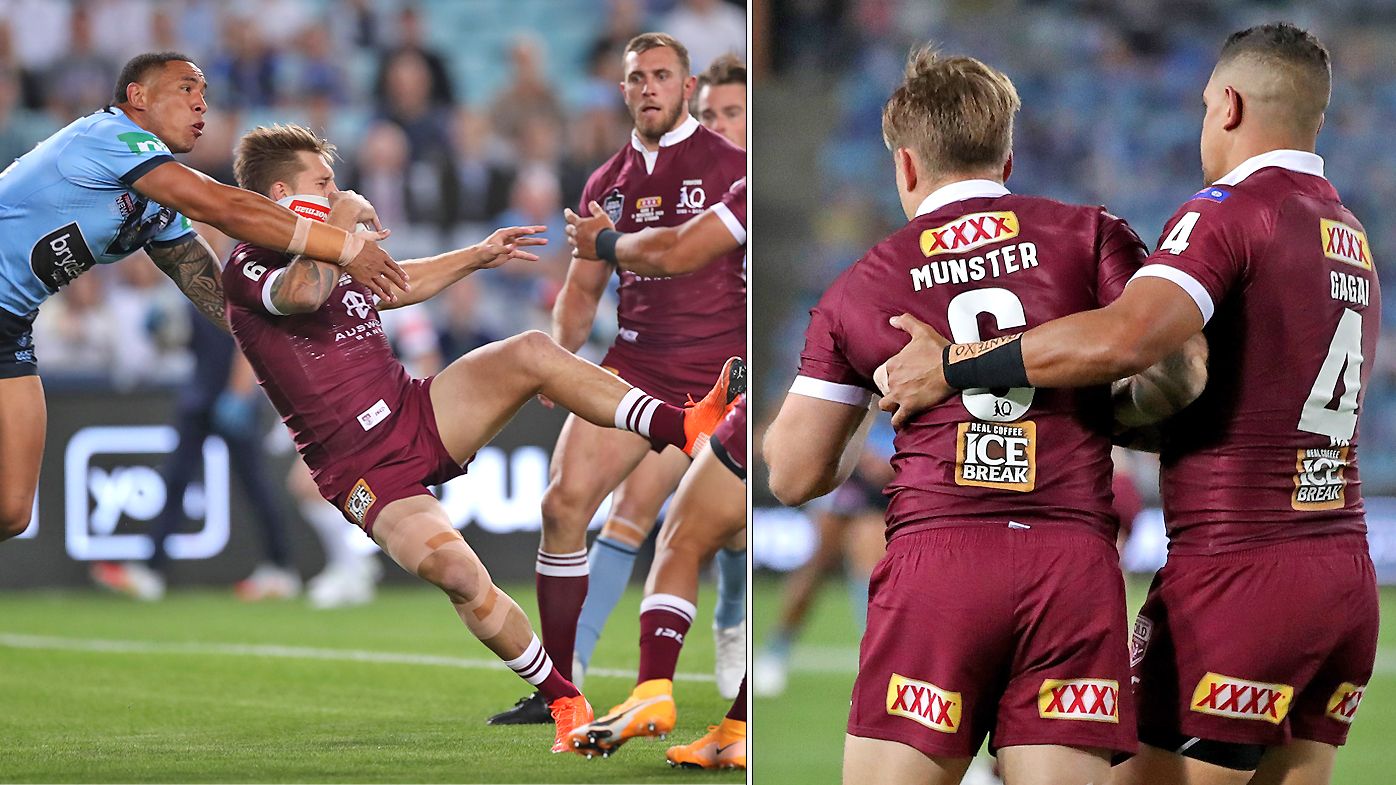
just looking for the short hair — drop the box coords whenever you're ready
[881,47,1020,178]
[698,53,746,90]
[1218,22,1331,125]
[233,124,337,196]
[113,51,195,104]
[625,32,690,76]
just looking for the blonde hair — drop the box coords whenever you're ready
[233,124,337,196]
[625,32,691,76]
[881,47,1020,178]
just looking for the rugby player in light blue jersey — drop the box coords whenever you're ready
[0,52,409,543]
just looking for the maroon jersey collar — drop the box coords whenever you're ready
[913,178,1011,219]
[1214,149,1325,187]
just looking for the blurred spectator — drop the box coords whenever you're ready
[0,66,55,167]
[447,107,513,222]
[43,7,116,120]
[283,26,349,106]
[372,4,454,106]
[207,13,281,109]
[659,0,746,73]
[489,36,565,143]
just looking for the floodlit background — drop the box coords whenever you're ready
[750,1,1396,782]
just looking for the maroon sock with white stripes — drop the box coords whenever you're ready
[504,634,581,703]
[535,549,588,681]
[637,593,696,684]
[614,388,685,451]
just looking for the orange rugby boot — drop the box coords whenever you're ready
[665,718,746,770]
[567,678,677,757]
[549,694,594,754]
[682,357,746,456]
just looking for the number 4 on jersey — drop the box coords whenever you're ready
[1299,308,1364,443]
[1160,211,1201,255]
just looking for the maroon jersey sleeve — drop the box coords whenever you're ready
[792,273,877,406]
[1131,189,1260,323]
[223,244,293,316]
[711,177,747,245]
[1097,212,1147,305]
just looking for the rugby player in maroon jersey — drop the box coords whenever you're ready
[489,32,746,725]
[220,125,742,755]
[765,49,1202,785]
[563,178,748,768]
[877,24,1379,785]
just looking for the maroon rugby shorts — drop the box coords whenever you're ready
[327,376,469,537]
[848,524,1136,758]
[1132,534,1377,748]
[709,394,746,479]
[601,339,744,407]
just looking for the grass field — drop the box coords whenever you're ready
[752,575,1396,784]
[0,584,744,784]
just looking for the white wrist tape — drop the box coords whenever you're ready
[287,215,311,256]
[338,230,365,266]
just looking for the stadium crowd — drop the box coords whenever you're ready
[757,0,1396,493]
[0,0,746,386]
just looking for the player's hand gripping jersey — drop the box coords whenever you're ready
[580,116,745,353]
[796,181,1146,542]
[1134,151,1381,554]
[0,106,193,316]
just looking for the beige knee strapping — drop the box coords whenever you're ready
[455,585,526,644]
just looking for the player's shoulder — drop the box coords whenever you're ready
[690,123,744,159]
[585,145,631,188]
[227,242,289,271]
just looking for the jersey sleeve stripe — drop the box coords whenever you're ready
[711,202,746,245]
[117,154,175,186]
[790,375,872,407]
[261,267,290,316]
[1130,264,1215,325]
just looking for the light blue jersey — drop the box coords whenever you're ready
[0,106,194,317]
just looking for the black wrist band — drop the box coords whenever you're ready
[595,229,622,264]
[942,336,1031,390]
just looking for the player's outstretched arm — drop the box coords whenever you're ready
[566,203,740,277]
[876,278,1204,427]
[379,226,547,311]
[146,232,228,331]
[765,393,875,507]
[129,161,408,301]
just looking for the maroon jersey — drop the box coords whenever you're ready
[222,242,414,496]
[1133,151,1381,554]
[796,180,1146,542]
[711,177,747,246]
[581,116,745,349]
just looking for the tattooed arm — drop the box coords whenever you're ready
[265,255,341,315]
[146,232,229,333]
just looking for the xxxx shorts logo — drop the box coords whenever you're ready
[886,673,961,734]
[1326,682,1366,724]
[344,478,377,527]
[1191,672,1293,724]
[1037,679,1119,723]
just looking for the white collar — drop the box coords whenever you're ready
[913,179,1011,218]
[630,114,700,154]
[1213,149,1325,186]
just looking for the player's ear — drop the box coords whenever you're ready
[682,75,698,102]
[269,182,287,201]
[125,81,146,109]
[1223,86,1243,132]
[897,147,919,193]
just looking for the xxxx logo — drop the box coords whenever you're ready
[1321,219,1372,270]
[886,673,961,733]
[920,211,1019,257]
[1037,679,1119,723]
[1326,682,1365,724]
[1191,673,1293,724]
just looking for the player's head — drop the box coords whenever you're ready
[881,47,1019,220]
[113,51,206,153]
[233,124,339,201]
[1201,23,1331,184]
[621,33,697,144]
[695,54,746,149]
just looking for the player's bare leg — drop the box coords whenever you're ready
[371,494,592,752]
[1112,744,1253,785]
[996,744,1110,785]
[0,376,45,541]
[843,735,971,785]
[569,446,745,757]
[573,448,690,679]
[1250,739,1337,785]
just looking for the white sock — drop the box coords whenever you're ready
[503,634,553,686]
[535,548,589,577]
[613,387,662,438]
[300,500,359,569]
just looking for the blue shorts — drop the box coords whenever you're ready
[0,308,38,378]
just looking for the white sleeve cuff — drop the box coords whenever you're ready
[1130,264,1215,325]
[790,375,872,407]
[711,202,746,245]
[261,267,289,316]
